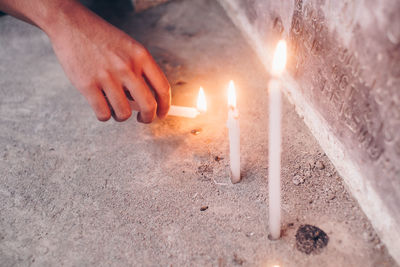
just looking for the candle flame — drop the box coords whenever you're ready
[272,40,287,76]
[228,80,237,108]
[197,87,207,112]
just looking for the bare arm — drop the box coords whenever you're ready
[0,0,171,123]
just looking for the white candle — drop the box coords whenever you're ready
[268,40,287,240]
[227,81,241,183]
[129,87,207,118]
[268,79,282,240]
[168,105,200,118]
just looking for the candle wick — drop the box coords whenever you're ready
[229,106,237,111]
[229,106,239,119]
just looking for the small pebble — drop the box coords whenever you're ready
[191,129,202,135]
[245,232,254,237]
[292,175,304,185]
[233,253,244,265]
[316,160,325,170]
[363,232,373,242]
[363,232,374,242]
[200,206,208,211]
[214,156,223,162]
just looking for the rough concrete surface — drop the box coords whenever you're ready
[0,0,397,266]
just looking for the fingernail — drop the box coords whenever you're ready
[137,112,143,123]
[158,112,167,120]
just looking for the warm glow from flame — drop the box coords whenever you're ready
[228,80,237,108]
[272,40,287,76]
[197,87,207,112]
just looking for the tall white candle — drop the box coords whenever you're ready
[268,79,282,240]
[268,40,287,240]
[227,81,240,183]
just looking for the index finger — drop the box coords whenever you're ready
[142,56,171,119]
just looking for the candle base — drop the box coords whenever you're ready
[230,170,241,184]
[268,232,281,241]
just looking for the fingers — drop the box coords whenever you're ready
[142,55,171,119]
[83,85,111,121]
[121,71,157,123]
[101,75,132,122]
[128,100,140,111]
[82,44,169,124]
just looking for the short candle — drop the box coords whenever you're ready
[129,87,207,118]
[227,80,241,184]
[167,105,200,118]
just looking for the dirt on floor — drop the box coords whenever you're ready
[0,0,397,266]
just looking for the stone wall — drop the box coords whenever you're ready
[217,0,400,263]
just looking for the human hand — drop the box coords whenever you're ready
[47,3,170,123]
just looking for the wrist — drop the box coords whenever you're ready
[37,1,88,40]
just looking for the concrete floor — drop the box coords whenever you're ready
[0,0,397,266]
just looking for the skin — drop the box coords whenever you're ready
[0,0,171,123]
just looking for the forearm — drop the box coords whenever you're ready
[0,0,89,37]
[0,0,170,123]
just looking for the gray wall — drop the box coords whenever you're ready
[218,0,400,263]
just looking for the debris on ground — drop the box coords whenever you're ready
[191,128,202,135]
[214,156,223,162]
[293,175,305,185]
[296,224,329,254]
[200,206,208,211]
[233,253,245,265]
[315,160,325,170]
